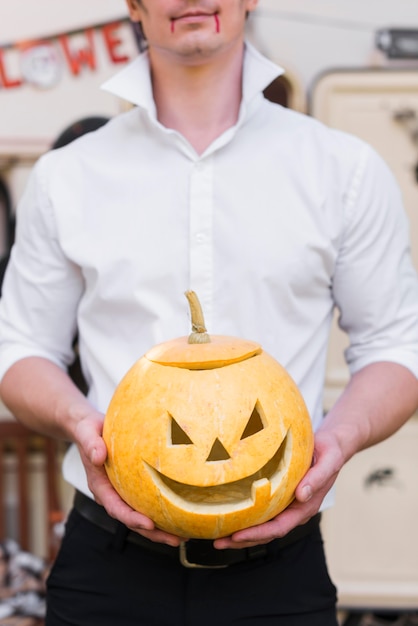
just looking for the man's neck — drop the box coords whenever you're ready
[149,44,245,155]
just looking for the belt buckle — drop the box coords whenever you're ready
[179,542,229,569]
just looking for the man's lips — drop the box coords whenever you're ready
[170,12,220,33]
[172,12,215,23]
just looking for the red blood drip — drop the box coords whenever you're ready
[214,14,220,33]
[171,20,175,33]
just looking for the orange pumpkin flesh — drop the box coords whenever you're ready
[103,293,314,539]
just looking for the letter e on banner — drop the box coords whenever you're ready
[102,22,130,64]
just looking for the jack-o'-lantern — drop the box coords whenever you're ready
[103,292,314,538]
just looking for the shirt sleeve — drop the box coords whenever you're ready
[0,155,84,380]
[332,142,418,378]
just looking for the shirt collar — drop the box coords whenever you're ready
[101,41,284,116]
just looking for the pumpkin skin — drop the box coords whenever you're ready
[103,333,314,539]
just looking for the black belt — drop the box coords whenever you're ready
[73,491,320,569]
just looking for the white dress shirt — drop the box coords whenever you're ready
[0,43,417,498]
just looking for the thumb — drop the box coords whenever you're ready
[76,415,107,466]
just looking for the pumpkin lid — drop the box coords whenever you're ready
[146,335,262,370]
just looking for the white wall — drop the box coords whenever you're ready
[249,0,418,105]
[0,2,135,213]
[0,2,134,156]
[0,0,129,41]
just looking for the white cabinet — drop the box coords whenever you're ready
[312,69,418,610]
[322,417,418,610]
[311,69,418,272]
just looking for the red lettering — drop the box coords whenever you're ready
[0,48,22,89]
[102,22,130,64]
[59,29,96,76]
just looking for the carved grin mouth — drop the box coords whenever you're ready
[145,433,291,512]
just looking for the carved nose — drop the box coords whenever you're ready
[206,438,231,462]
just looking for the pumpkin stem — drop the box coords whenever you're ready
[185,291,211,344]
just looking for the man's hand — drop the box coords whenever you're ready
[214,363,418,550]
[0,357,185,547]
[213,429,344,550]
[75,413,185,547]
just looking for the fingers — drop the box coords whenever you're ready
[215,431,346,550]
[214,501,313,549]
[295,430,344,505]
[89,465,156,531]
[75,413,107,466]
[136,528,186,547]
[90,467,184,544]
[72,412,155,532]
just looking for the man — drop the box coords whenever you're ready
[0,1,417,624]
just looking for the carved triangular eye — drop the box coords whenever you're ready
[240,402,265,439]
[171,417,193,445]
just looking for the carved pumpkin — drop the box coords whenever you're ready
[103,292,314,538]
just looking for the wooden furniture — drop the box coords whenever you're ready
[0,421,64,561]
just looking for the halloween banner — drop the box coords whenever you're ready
[0,18,141,90]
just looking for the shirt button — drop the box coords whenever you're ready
[196,233,205,243]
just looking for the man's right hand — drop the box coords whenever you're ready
[75,412,187,547]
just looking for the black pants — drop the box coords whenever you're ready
[46,508,338,626]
